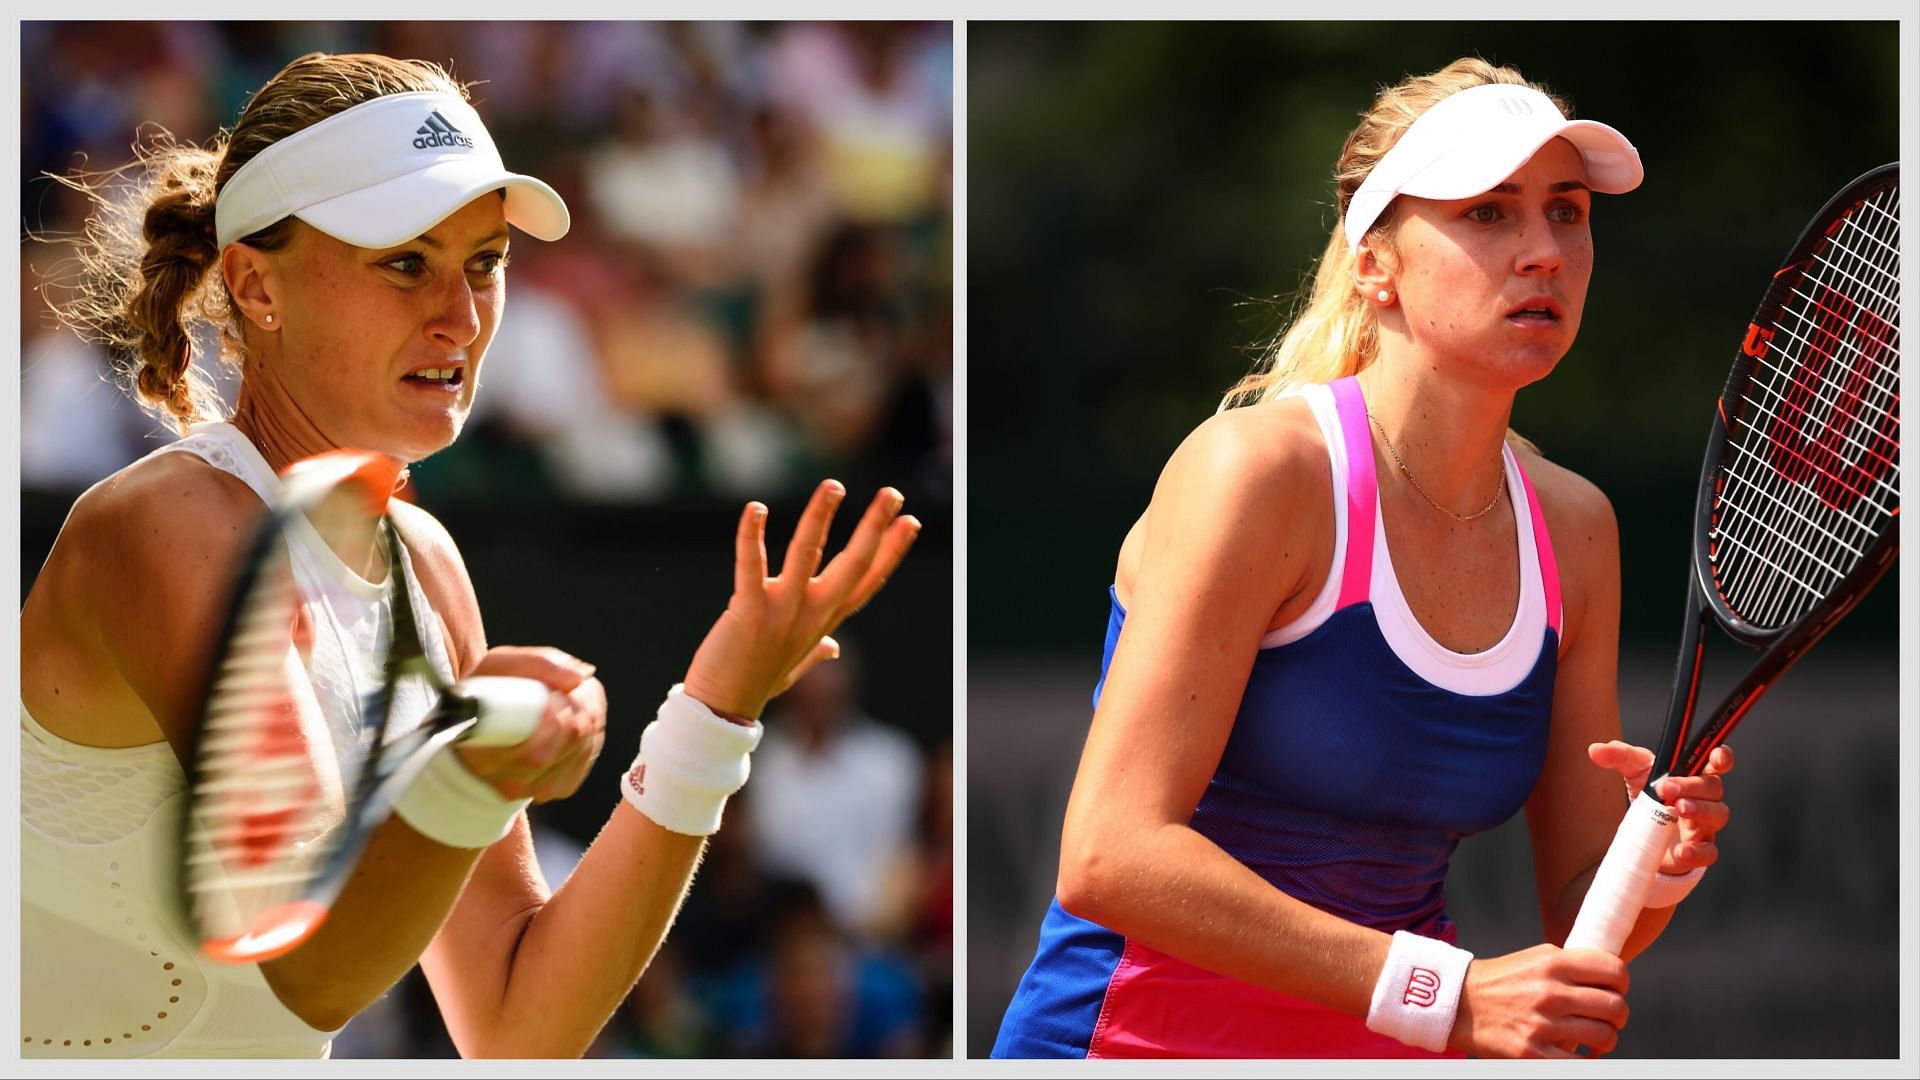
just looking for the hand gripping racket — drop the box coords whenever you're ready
[178,450,550,964]
[1565,163,1901,955]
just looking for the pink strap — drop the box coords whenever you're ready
[1328,377,1376,607]
[1511,456,1563,637]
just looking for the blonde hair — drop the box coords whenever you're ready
[1222,58,1573,430]
[45,53,468,433]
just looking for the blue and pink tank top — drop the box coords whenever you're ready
[993,377,1564,1059]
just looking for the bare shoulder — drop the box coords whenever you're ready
[58,450,263,597]
[1119,394,1331,603]
[388,498,485,673]
[1155,395,1329,511]
[23,450,268,744]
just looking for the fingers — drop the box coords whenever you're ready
[1587,740,1654,776]
[817,488,905,604]
[734,502,769,599]
[775,636,841,696]
[469,644,595,694]
[1664,837,1722,870]
[1469,945,1631,1059]
[1552,1017,1622,1057]
[844,514,922,616]
[1653,770,1724,805]
[1652,749,1734,864]
[1545,960,1628,1058]
[1556,949,1629,994]
[1671,795,1731,831]
[458,675,607,802]
[779,479,845,584]
[1704,743,1735,776]
[690,482,915,719]
[1588,739,1654,800]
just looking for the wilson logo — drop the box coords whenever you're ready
[1403,967,1442,1007]
[414,110,475,150]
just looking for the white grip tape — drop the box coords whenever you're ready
[1564,788,1679,954]
[621,684,763,836]
[453,675,549,747]
[1642,865,1706,909]
[1365,930,1473,1053]
[391,676,547,848]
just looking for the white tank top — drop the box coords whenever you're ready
[20,423,457,1058]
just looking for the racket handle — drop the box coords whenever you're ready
[450,676,549,747]
[1564,789,1679,955]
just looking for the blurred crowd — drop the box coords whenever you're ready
[20,20,953,1060]
[335,653,954,1060]
[20,20,953,503]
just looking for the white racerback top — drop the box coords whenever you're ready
[20,423,457,1058]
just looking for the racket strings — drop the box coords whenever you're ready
[1732,343,1898,484]
[1729,383,1899,504]
[1721,438,1888,546]
[185,543,344,947]
[1715,185,1901,625]
[1712,181,1900,630]
[1803,244,1903,316]
[1723,258,1900,623]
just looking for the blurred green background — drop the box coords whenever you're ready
[967,21,1901,1059]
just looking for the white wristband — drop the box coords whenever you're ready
[1366,930,1473,1053]
[1641,865,1706,908]
[621,684,763,836]
[394,743,531,849]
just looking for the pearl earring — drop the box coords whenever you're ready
[1376,289,1392,304]
[265,314,275,326]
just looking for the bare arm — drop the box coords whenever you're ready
[418,482,919,1057]
[1053,406,1398,1012]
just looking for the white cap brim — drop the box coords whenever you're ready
[297,162,570,249]
[215,90,570,250]
[1344,84,1642,250]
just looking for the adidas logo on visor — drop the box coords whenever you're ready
[413,110,475,150]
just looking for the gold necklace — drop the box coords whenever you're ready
[1366,411,1507,523]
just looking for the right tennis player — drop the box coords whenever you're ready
[21,52,917,1058]
[992,58,1737,1059]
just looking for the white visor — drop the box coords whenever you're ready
[214,91,570,250]
[1343,83,1642,251]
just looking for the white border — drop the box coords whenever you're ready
[5,4,1918,1077]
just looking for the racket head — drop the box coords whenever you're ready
[177,449,407,964]
[1695,162,1900,642]
[1667,163,1901,777]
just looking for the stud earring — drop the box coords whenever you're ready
[264,314,275,326]
[1376,289,1392,304]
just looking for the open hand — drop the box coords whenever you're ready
[682,480,920,720]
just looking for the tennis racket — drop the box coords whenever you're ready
[177,449,550,965]
[1565,162,1901,956]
